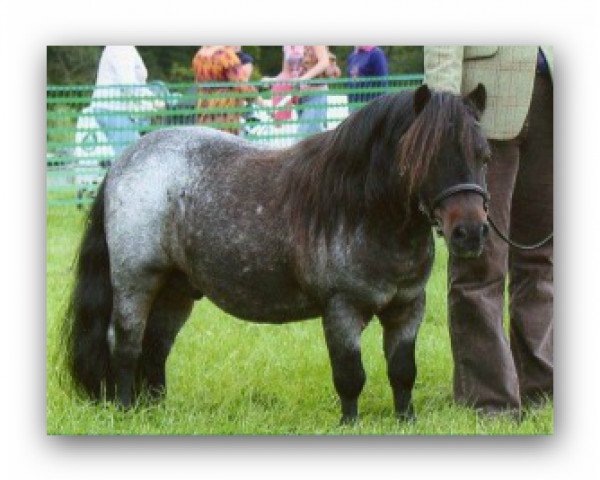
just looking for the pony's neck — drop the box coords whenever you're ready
[278,131,430,248]
[277,91,435,247]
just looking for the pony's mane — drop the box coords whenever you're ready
[278,90,480,248]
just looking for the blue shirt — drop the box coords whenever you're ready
[347,47,389,106]
[236,51,254,65]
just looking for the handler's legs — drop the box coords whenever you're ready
[448,140,521,414]
[509,73,554,405]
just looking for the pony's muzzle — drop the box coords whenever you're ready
[450,220,489,257]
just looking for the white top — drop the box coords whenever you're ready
[91,46,158,112]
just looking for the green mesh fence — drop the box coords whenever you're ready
[46,74,423,207]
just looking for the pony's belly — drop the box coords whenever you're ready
[187,256,321,323]
[203,284,321,323]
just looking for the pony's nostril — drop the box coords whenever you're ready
[453,225,468,241]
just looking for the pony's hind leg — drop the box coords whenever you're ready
[378,294,425,421]
[322,296,368,425]
[138,273,199,399]
[110,274,162,408]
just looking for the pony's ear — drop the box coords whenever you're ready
[466,83,486,113]
[413,84,431,114]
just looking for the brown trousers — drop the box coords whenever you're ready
[448,72,553,412]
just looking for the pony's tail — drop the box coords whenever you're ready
[65,180,113,399]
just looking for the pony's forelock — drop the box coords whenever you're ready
[398,92,481,200]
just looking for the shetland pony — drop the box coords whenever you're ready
[66,84,490,423]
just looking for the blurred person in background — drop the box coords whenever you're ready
[234,46,255,82]
[347,46,389,110]
[192,45,257,135]
[91,46,164,156]
[264,46,339,136]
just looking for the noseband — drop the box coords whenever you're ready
[430,183,490,214]
[420,183,490,230]
[420,183,553,250]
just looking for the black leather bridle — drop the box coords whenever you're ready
[421,183,553,250]
[420,182,490,231]
[430,183,490,215]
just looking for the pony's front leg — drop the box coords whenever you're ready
[110,278,160,408]
[322,296,368,425]
[378,294,425,421]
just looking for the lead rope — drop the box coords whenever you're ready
[424,184,553,250]
[487,215,553,250]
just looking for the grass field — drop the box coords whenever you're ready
[46,202,553,435]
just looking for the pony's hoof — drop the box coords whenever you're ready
[396,407,416,423]
[145,385,167,403]
[115,392,135,410]
[339,414,358,426]
[116,400,134,411]
[148,390,166,403]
